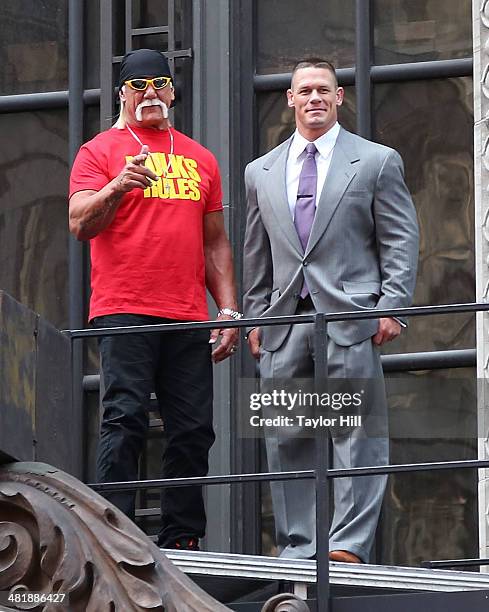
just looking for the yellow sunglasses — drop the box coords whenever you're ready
[125,76,172,91]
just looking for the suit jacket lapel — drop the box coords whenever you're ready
[305,128,359,257]
[263,137,303,255]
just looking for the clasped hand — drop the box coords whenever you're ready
[209,314,239,363]
[114,145,158,193]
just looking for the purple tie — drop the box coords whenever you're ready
[294,142,317,297]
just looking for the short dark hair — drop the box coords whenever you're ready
[291,58,338,87]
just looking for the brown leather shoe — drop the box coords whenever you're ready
[329,550,362,563]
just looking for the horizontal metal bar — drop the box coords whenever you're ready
[82,374,100,392]
[0,89,100,112]
[64,302,489,339]
[371,57,473,83]
[132,26,169,36]
[149,418,163,428]
[382,348,475,372]
[253,57,472,91]
[89,470,316,492]
[422,558,489,569]
[113,48,192,64]
[88,458,489,493]
[159,48,193,60]
[328,459,489,479]
[135,507,160,517]
[81,348,476,392]
[69,314,314,338]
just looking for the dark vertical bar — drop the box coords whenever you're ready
[230,0,260,556]
[68,0,85,478]
[314,313,329,611]
[100,0,114,130]
[180,0,193,134]
[355,0,372,139]
[168,0,175,126]
[169,0,175,50]
[125,0,133,52]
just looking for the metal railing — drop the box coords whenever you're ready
[63,301,489,612]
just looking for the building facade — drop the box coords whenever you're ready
[0,0,481,565]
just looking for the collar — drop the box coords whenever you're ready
[289,122,341,161]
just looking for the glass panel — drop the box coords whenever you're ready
[260,368,478,563]
[85,0,101,90]
[0,1,68,94]
[257,86,356,155]
[374,0,472,65]
[0,110,68,329]
[175,0,193,51]
[132,33,169,52]
[133,0,169,29]
[256,0,355,75]
[172,58,193,134]
[382,466,478,566]
[381,368,477,566]
[374,77,474,355]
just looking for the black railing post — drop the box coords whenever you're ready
[355,0,373,139]
[314,312,330,611]
[68,0,85,480]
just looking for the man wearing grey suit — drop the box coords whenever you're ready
[243,59,419,563]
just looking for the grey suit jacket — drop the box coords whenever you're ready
[243,127,419,350]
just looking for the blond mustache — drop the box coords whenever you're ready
[135,99,169,121]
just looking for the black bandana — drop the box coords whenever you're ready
[118,49,172,89]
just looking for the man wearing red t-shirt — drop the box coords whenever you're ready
[69,49,239,551]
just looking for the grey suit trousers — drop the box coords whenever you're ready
[259,302,388,563]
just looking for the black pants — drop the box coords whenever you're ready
[93,314,215,546]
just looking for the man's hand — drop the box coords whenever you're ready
[69,146,160,240]
[113,145,158,194]
[209,313,239,363]
[247,327,261,360]
[372,317,401,346]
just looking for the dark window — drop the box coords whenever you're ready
[0,110,68,328]
[0,1,68,95]
[373,0,473,65]
[85,0,101,90]
[256,0,355,75]
[382,368,477,566]
[375,77,475,354]
[132,0,169,29]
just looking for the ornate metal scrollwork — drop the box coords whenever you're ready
[0,461,232,611]
[261,593,311,612]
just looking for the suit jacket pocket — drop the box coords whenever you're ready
[343,189,371,197]
[342,280,381,296]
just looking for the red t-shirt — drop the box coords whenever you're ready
[69,126,223,321]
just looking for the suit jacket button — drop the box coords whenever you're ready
[303,261,308,266]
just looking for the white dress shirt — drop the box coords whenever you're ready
[286,122,341,220]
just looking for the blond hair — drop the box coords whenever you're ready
[113,89,127,129]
